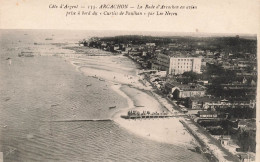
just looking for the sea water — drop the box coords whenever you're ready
[0,30,206,162]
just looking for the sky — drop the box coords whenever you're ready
[0,0,259,35]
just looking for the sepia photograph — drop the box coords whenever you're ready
[0,0,259,162]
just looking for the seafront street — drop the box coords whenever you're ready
[61,44,246,162]
[140,73,239,162]
[181,119,240,162]
[66,44,243,162]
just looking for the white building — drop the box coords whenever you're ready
[169,57,201,75]
[152,53,202,75]
[146,43,156,46]
[151,53,170,71]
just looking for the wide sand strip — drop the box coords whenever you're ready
[62,47,198,148]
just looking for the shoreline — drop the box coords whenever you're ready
[60,45,242,162]
[111,84,197,148]
[61,46,200,149]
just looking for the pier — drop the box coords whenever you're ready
[51,119,112,122]
[121,110,185,119]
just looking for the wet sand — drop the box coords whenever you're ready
[112,85,196,147]
[65,47,199,148]
[0,30,206,162]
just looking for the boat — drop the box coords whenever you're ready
[135,105,144,107]
[51,104,59,107]
[109,106,116,109]
[18,52,34,57]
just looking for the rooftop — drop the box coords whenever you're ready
[189,96,255,103]
[198,111,218,115]
[166,82,206,91]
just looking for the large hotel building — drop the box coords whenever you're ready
[169,57,202,75]
[152,53,202,75]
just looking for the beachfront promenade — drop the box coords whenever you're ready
[61,47,240,162]
[138,72,240,162]
[71,48,241,162]
[180,119,240,162]
[149,89,240,162]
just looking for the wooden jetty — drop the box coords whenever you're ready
[121,110,185,119]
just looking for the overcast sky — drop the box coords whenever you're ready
[0,0,259,35]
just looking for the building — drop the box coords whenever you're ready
[237,119,256,131]
[152,54,202,75]
[172,85,206,99]
[198,111,218,118]
[237,153,255,162]
[238,120,247,129]
[219,135,231,146]
[146,43,156,46]
[151,53,170,71]
[125,47,132,52]
[169,57,202,75]
[185,97,256,110]
[165,83,206,99]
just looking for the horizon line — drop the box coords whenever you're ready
[0,28,257,38]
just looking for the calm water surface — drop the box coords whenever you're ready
[0,30,207,162]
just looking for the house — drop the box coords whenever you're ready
[185,96,218,110]
[198,111,218,118]
[219,135,231,146]
[146,43,156,46]
[238,120,247,129]
[173,84,206,99]
[195,50,204,55]
[237,153,255,162]
[197,80,209,85]
[165,83,206,99]
[237,119,256,131]
[124,47,132,52]
[186,97,256,110]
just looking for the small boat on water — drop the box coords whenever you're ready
[135,105,144,107]
[109,106,116,109]
[4,97,11,101]
[51,104,59,107]
[18,52,34,57]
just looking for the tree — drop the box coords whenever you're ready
[182,71,199,82]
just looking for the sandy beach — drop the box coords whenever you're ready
[63,46,242,162]
[65,46,199,148]
[0,30,207,162]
